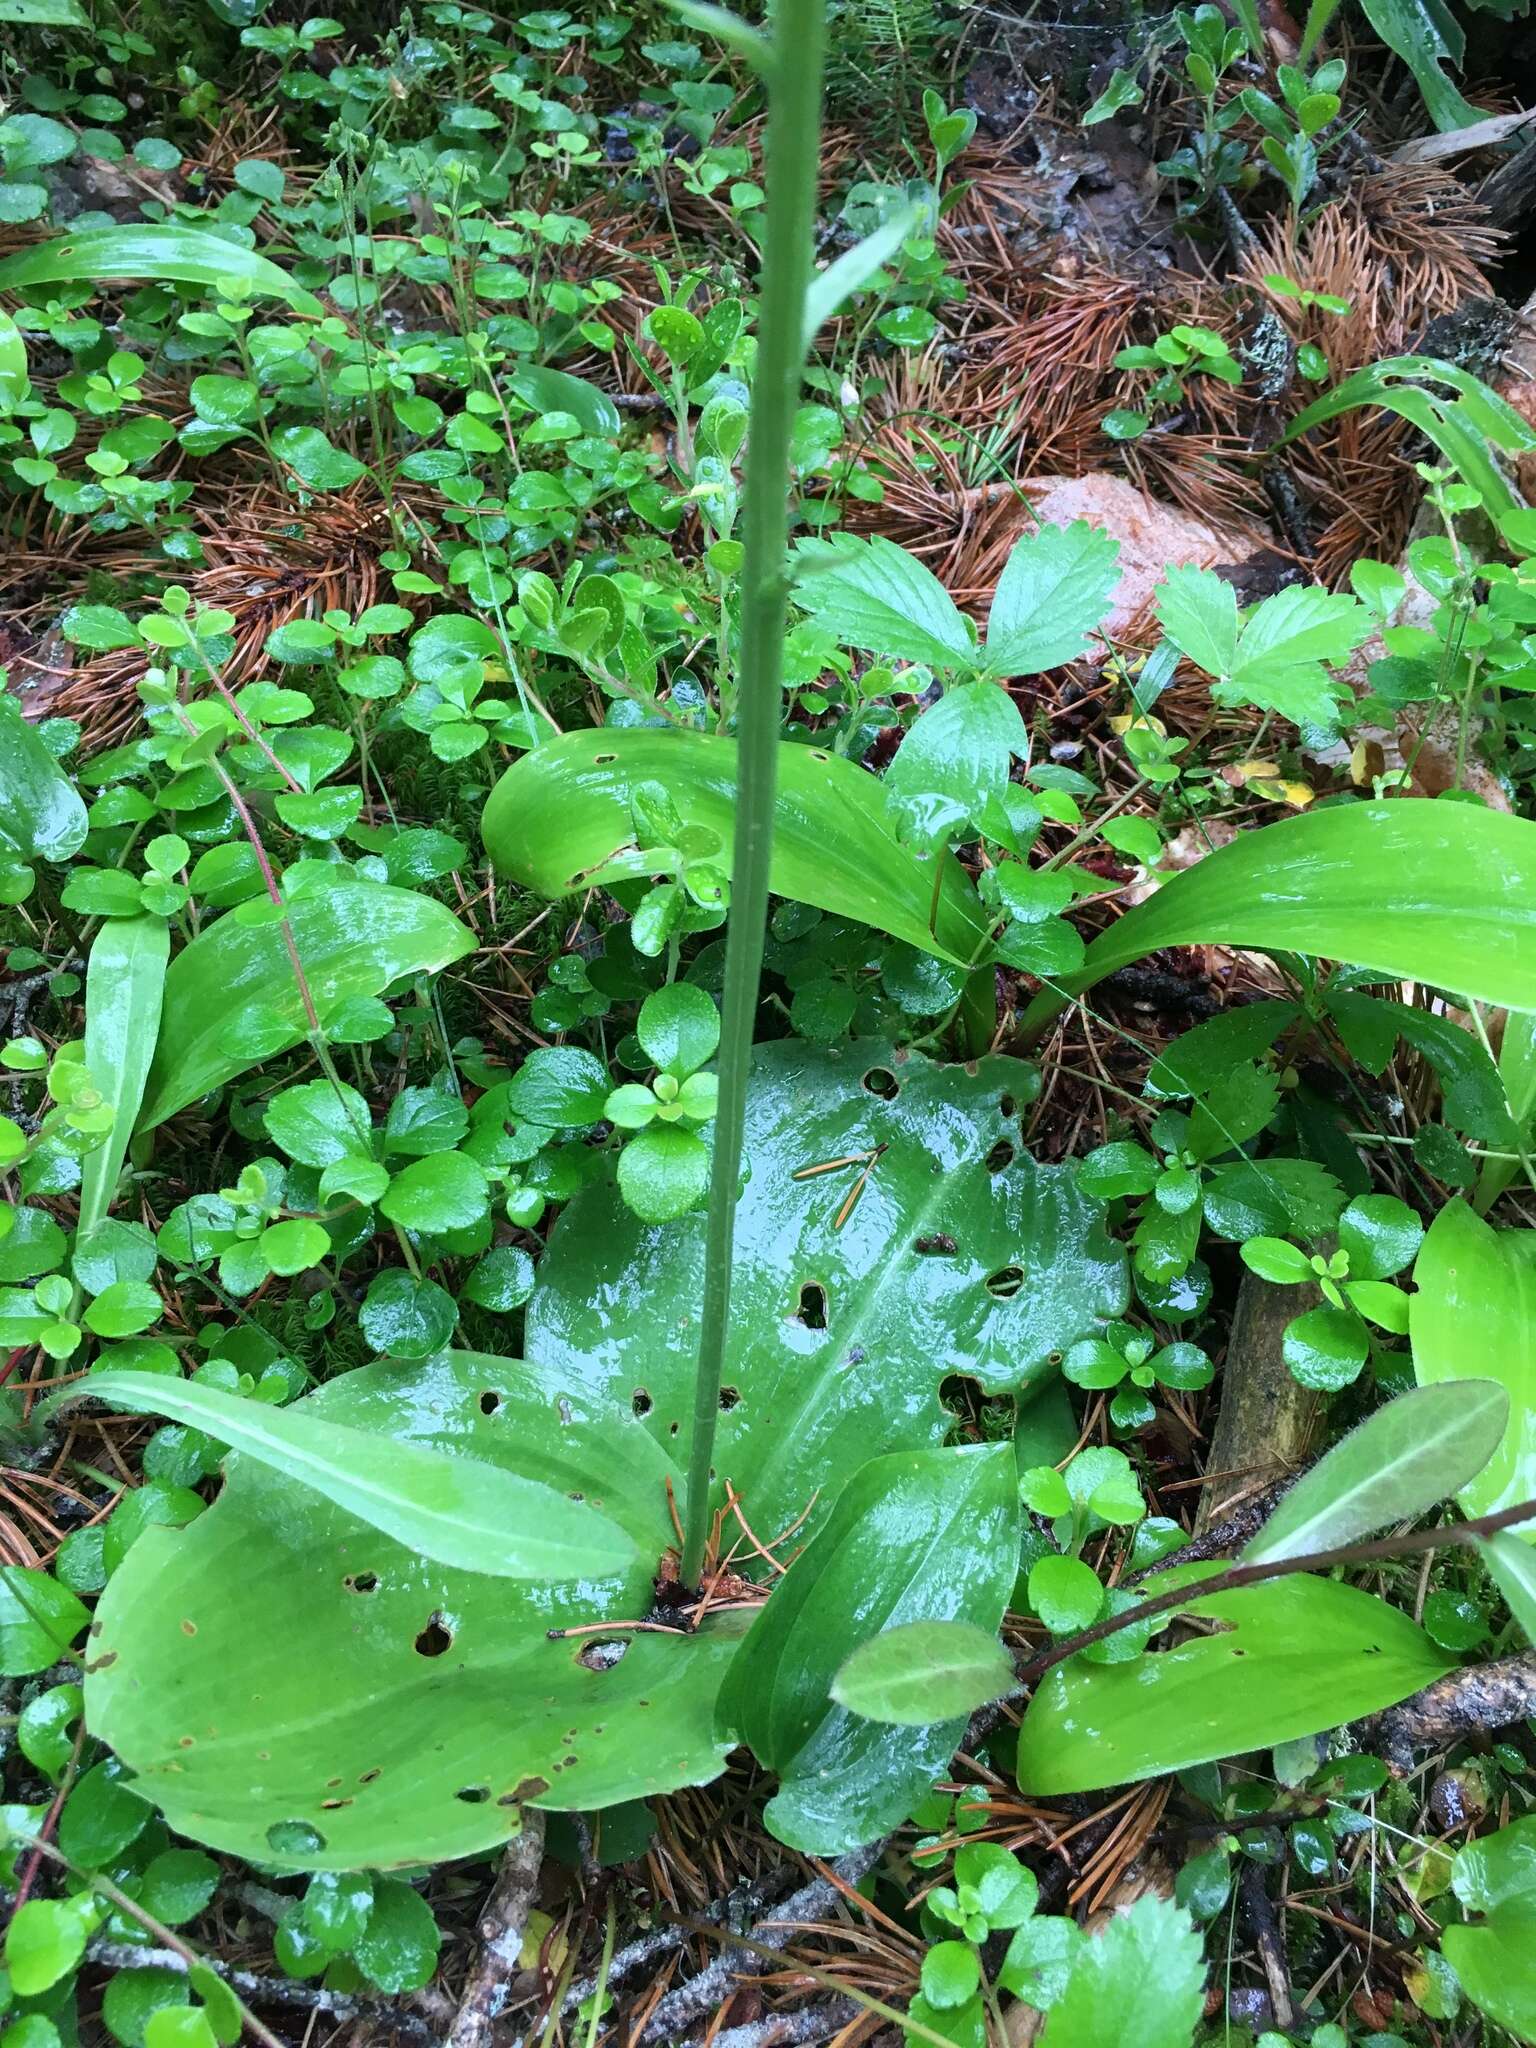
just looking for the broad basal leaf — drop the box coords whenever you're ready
[137,881,474,1130]
[719,1444,1017,1851]
[63,1371,634,1581]
[1024,799,1536,1035]
[1015,1567,1450,1794]
[482,728,988,963]
[527,1038,1126,1545]
[86,1352,742,1870]
[1244,1379,1510,1563]
[983,520,1122,676]
[1411,1200,1536,1530]
[791,533,973,669]
[89,1042,1122,1870]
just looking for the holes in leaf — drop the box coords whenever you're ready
[809,750,830,762]
[266,1820,325,1856]
[792,1282,828,1330]
[345,1571,379,1594]
[320,1797,353,1811]
[479,1390,501,1415]
[456,1786,491,1804]
[501,1776,550,1804]
[577,1638,630,1673]
[632,1388,652,1417]
[914,1234,958,1257]
[999,1093,1018,1118]
[861,1066,899,1100]
[414,1615,453,1657]
[594,751,617,764]
[985,1140,1015,1174]
[358,1768,382,1785]
[718,1385,740,1411]
[985,1265,1025,1300]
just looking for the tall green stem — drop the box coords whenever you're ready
[679,0,826,1589]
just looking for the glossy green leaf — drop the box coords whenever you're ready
[885,680,1025,820]
[86,1352,742,1868]
[718,1444,1018,1850]
[1480,1531,1536,1645]
[1279,357,1533,510]
[0,309,28,414]
[508,365,621,438]
[0,225,323,316]
[59,1371,634,1582]
[137,883,474,1129]
[1244,1380,1509,1563]
[483,729,987,963]
[1025,800,1536,1033]
[1044,1895,1205,2048]
[1015,1567,1451,1794]
[0,691,87,865]
[831,1619,1014,1726]
[1445,1816,1536,2042]
[1357,0,1478,129]
[77,917,169,1238]
[1411,1200,1536,1530]
[528,1039,1126,1544]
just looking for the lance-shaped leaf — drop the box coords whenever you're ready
[77,917,169,1236]
[0,225,324,317]
[0,691,87,866]
[718,1444,1018,1851]
[0,310,28,414]
[1244,1379,1509,1563]
[59,1372,635,1582]
[1411,1200,1536,1530]
[137,882,474,1130]
[482,729,988,964]
[1015,1567,1451,1794]
[1023,800,1536,1036]
[802,204,922,352]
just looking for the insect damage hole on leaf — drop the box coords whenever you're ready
[576,1640,631,1672]
[344,1573,379,1594]
[985,1139,1016,1173]
[413,1616,453,1657]
[986,1265,1026,1299]
[862,1066,900,1098]
[791,1281,829,1328]
[478,1390,502,1415]
[631,1388,653,1416]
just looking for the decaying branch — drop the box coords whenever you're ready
[447,1809,547,2048]
[1367,1651,1536,1774]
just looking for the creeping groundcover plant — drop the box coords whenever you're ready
[5,0,1536,2038]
